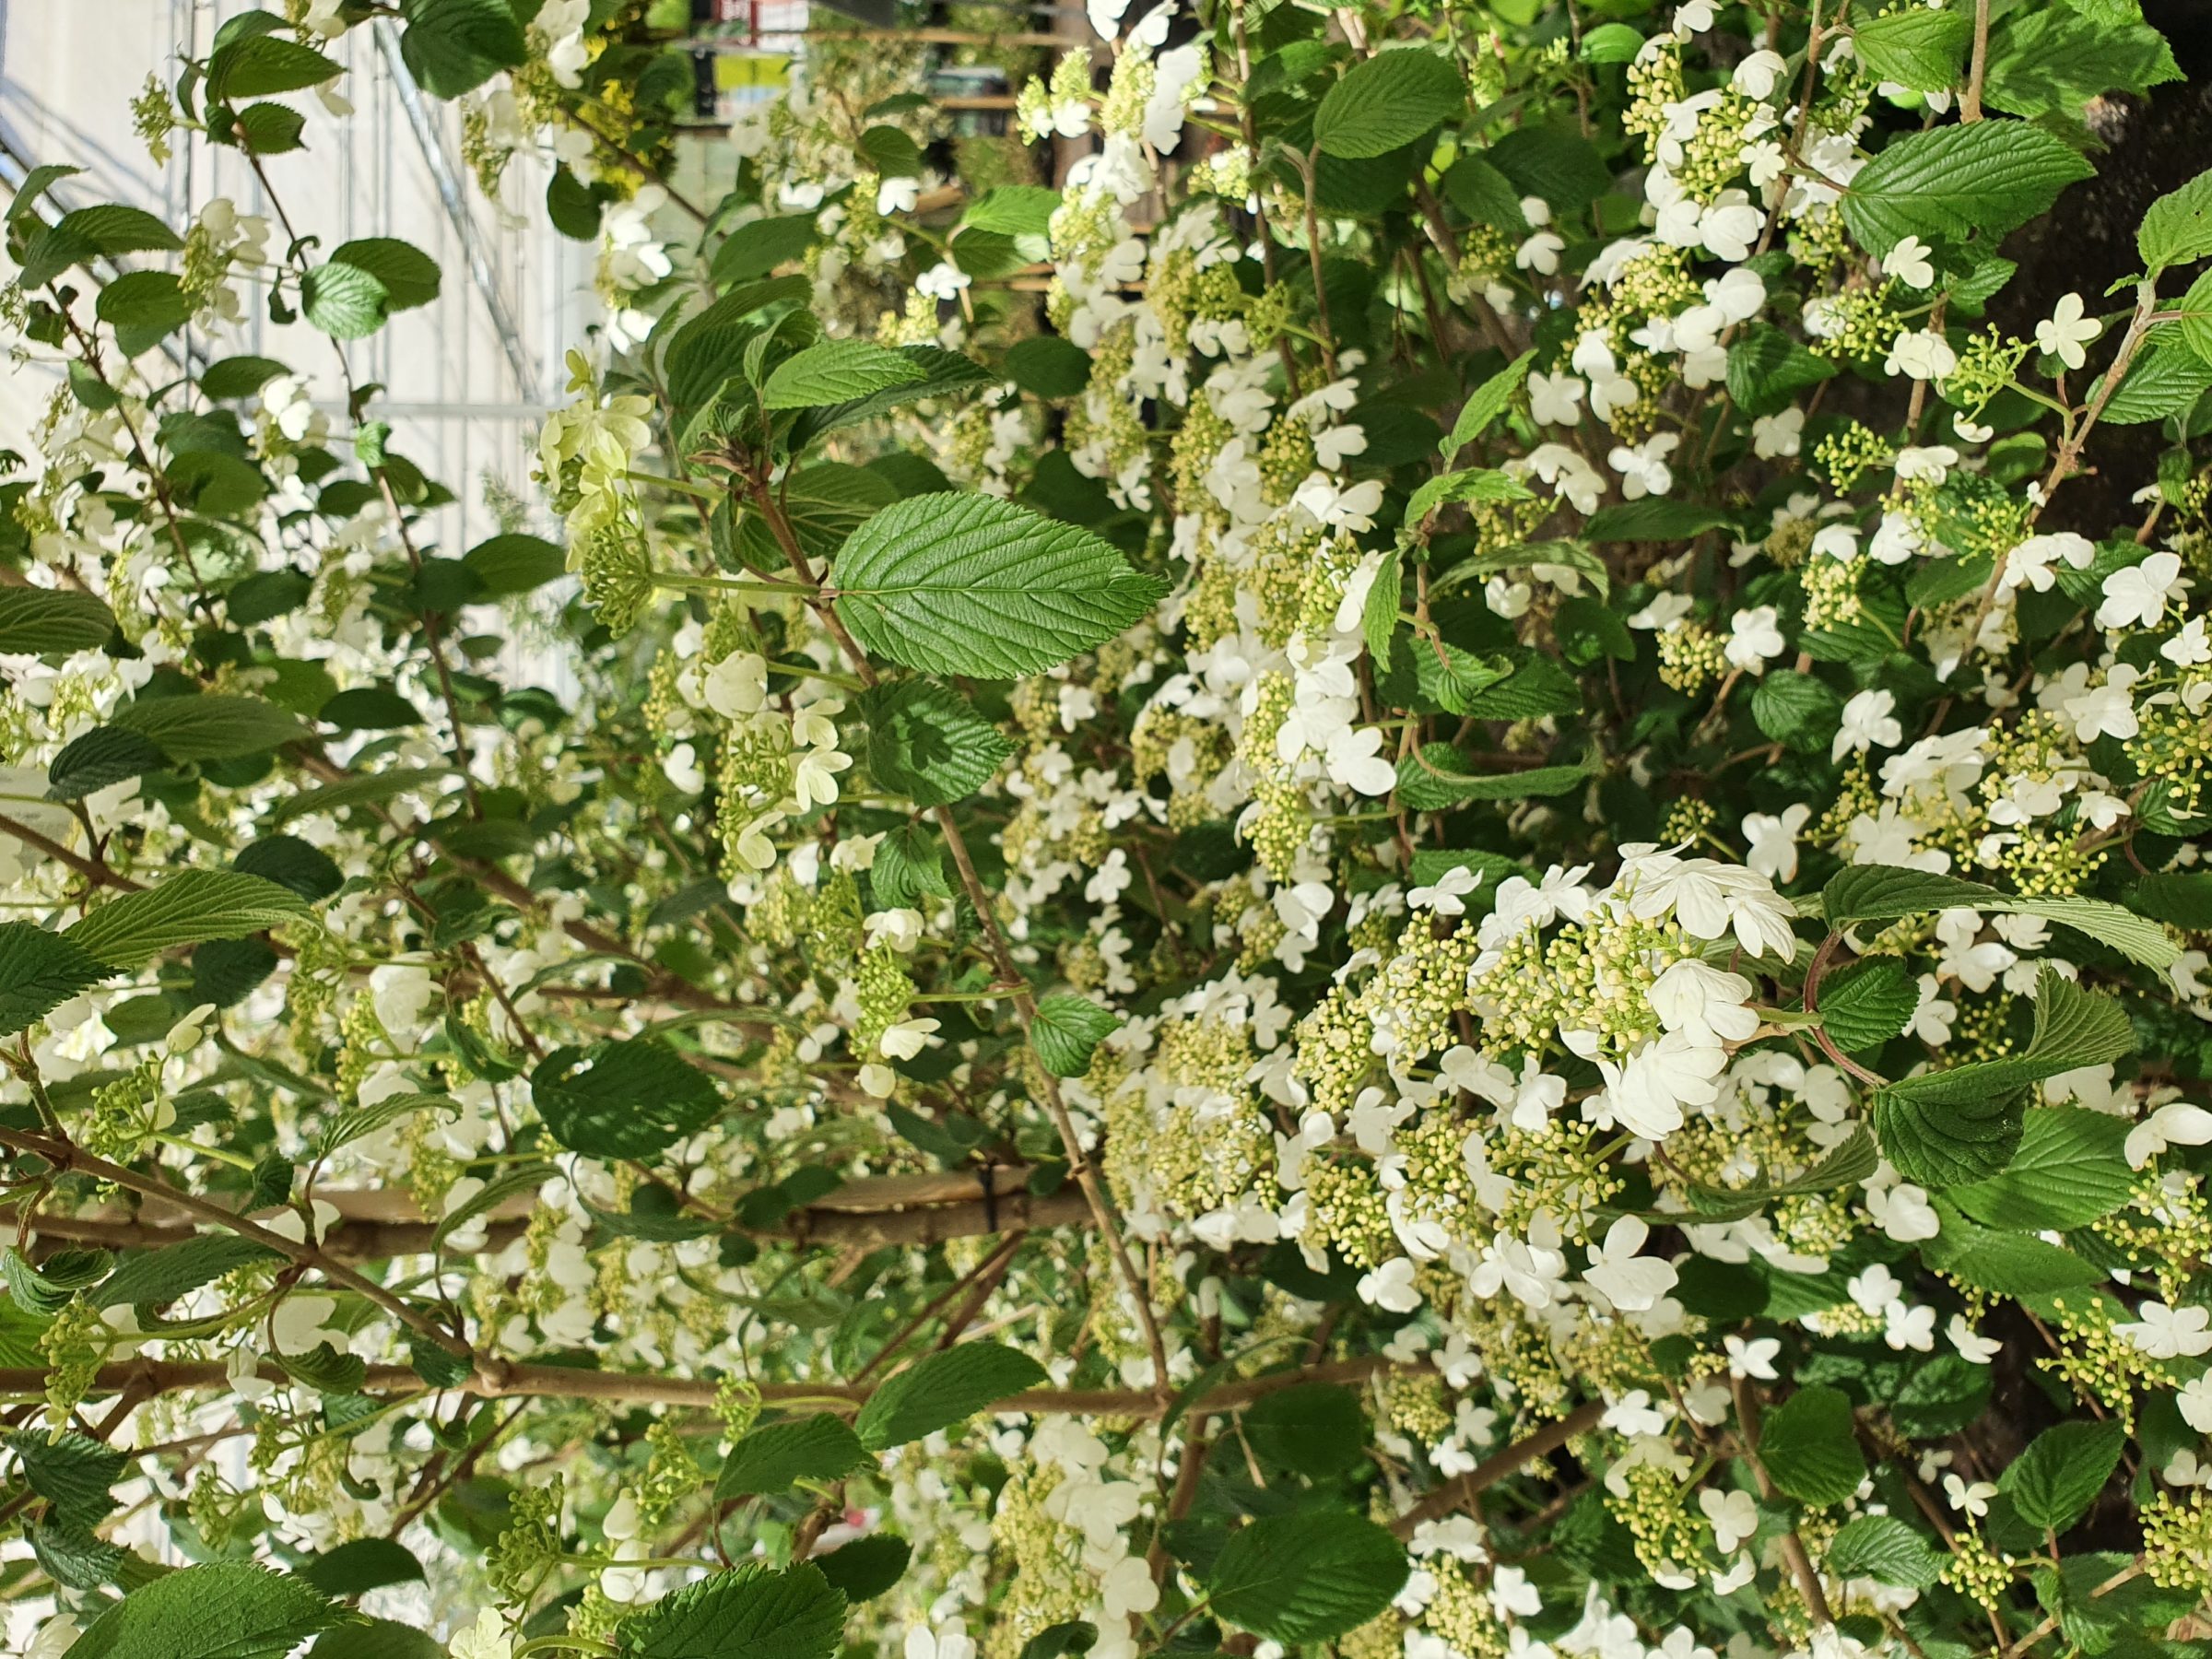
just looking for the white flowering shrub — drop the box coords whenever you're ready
[5,0,2212,1655]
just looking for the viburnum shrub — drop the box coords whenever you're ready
[5,0,2212,1653]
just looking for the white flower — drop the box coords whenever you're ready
[1516,230,1566,275]
[705,652,769,718]
[1583,1216,1678,1312]
[2163,615,2212,667]
[1724,605,1786,673]
[915,262,971,301]
[1882,236,1935,289]
[1325,724,1397,796]
[1100,1554,1159,1619]
[2181,1373,2212,1434]
[451,1610,514,1659]
[164,1000,218,1054]
[1724,1334,1780,1380]
[877,176,922,216]
[1731,48,1785,97]
[1409,865,1484,915]
[1947,1316,2002,1365]
[1884,328,1956,382]
[1752,407,1803,459]
[1700,1487,1759,1552]
[2126,1101,2212,1170]
[1943,1474,1996,1518]
[1647,959,1759,1044]
[1609,433,1679,500]
[878,1017,944,1061]
[1742,803,1812,883]
[2120,1301,2212,1360]
[1359,1255,1422,1312]
[1832,688,1902,763]
[905,1620,978,1659]
[1527,370,1584,427]
[793,745,853,810]
[2097,551,2185,630]
[2000,532,2095,596]
[2035,292,2101,371]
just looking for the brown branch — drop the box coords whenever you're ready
[1390,1398,1604,1538]
[1731,1377,1835,1625]
[0,813,142,893]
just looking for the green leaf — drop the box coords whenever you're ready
[0,924,114,1035]
[7,1430,124,1531]
[311,1622,443,1659]
[1018,1624,1099,1659]
[1583,500,1733,541]
[0,587,117,654]
[1441,350,1535,456]
[2129,871,2212,931]
[1005,335,1093,400]
[1242,1382,1370,1477]
[1883,969,2133,1108]
[1682,1126,1880,1222]
[2000,1419,2125,1533]
[858,125,923,178]
[762,340,929,410]
[234,834,345,903]
[1815,957,1916,1051]
[1030,994,1122,1079]
[93,1234,282,1311]
[712,215,818,285]
[1820,864,2178,969]
[200,356,289,400]
[714,1414,872,1499]
[2140,167,2212,273]
[96,271,192,354]
[1727,324,1838,418]
[464,533,568,596]
[1840,121,2093,255]
[65,872,312,969]
[1757,1385,1865,1505]
[1949,1107,2134,1230]
[533,1039,724,1160]
[61,1563,341,1659]
[860,681,1013,807]
[112,693,309,761]
[830,493,1166,679]
[206,32,339,100]
[813,1534,910,1604]
[433,1162,554,1251]
[301,1537,424,1598]
[1363,546,1402,670]
[2093,336,2212,424]
[301,239,442,340]
[615,1562,846,1659]
[1983,7,2180,121]
[45,726,168,804]
[1852,7,1971,91]
[1824,1514,1944,1588]
[1874,1082,2025,1190]
[398,0,529,98]
[1751,670,1844,755]
[1313,48,1465,159]
[1206,1510,1410,1643]
[854,1340,1048,1450]
[1394,742,1594,810]
[7,162,80,225]
[1922,1201,2102,1295]
[19,205,183,290]
[3,1246,111,1316]
[1405,466,1535,524]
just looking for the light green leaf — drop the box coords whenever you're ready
[2140,167,2212,273]
[1683,1125,1881,1222]
[61,1563,341,1659]
[1820,864,2178,969]
[830,493,1167,679]
[1030,994,1122,1079]
[65,872,312,969]
[1852,8,1971,91]
[1824,1514,1944,1588]
[1813,957,1916,1051]
[762,340,929,410]
[1313,49,1465,159]
[2094,336,2212,424]
[615,1562,846,1659]
[1242,1382,1371,1478]
[1840,121,2093,255]
[302,238,442,340]
[714,1415,873,1500]
[1395,742,1594,810]
[861,681,1013,808]
[1405,466,1535,524]
[1441,350,1535,456]
[1948,1107,2134,1230]
[0,587,117,654]
[18,205,182,290]
[1363,546,1402,671]
[1922,1200,2103,1295]
[1882,967,2133,1108]
[1206,1510,1410,1643]
[93,1234,283,1311]
[854,1341,1048,1450]
[464,533,568,596]
[1983,8,2180,122]
[1758,1385,1865,1505]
